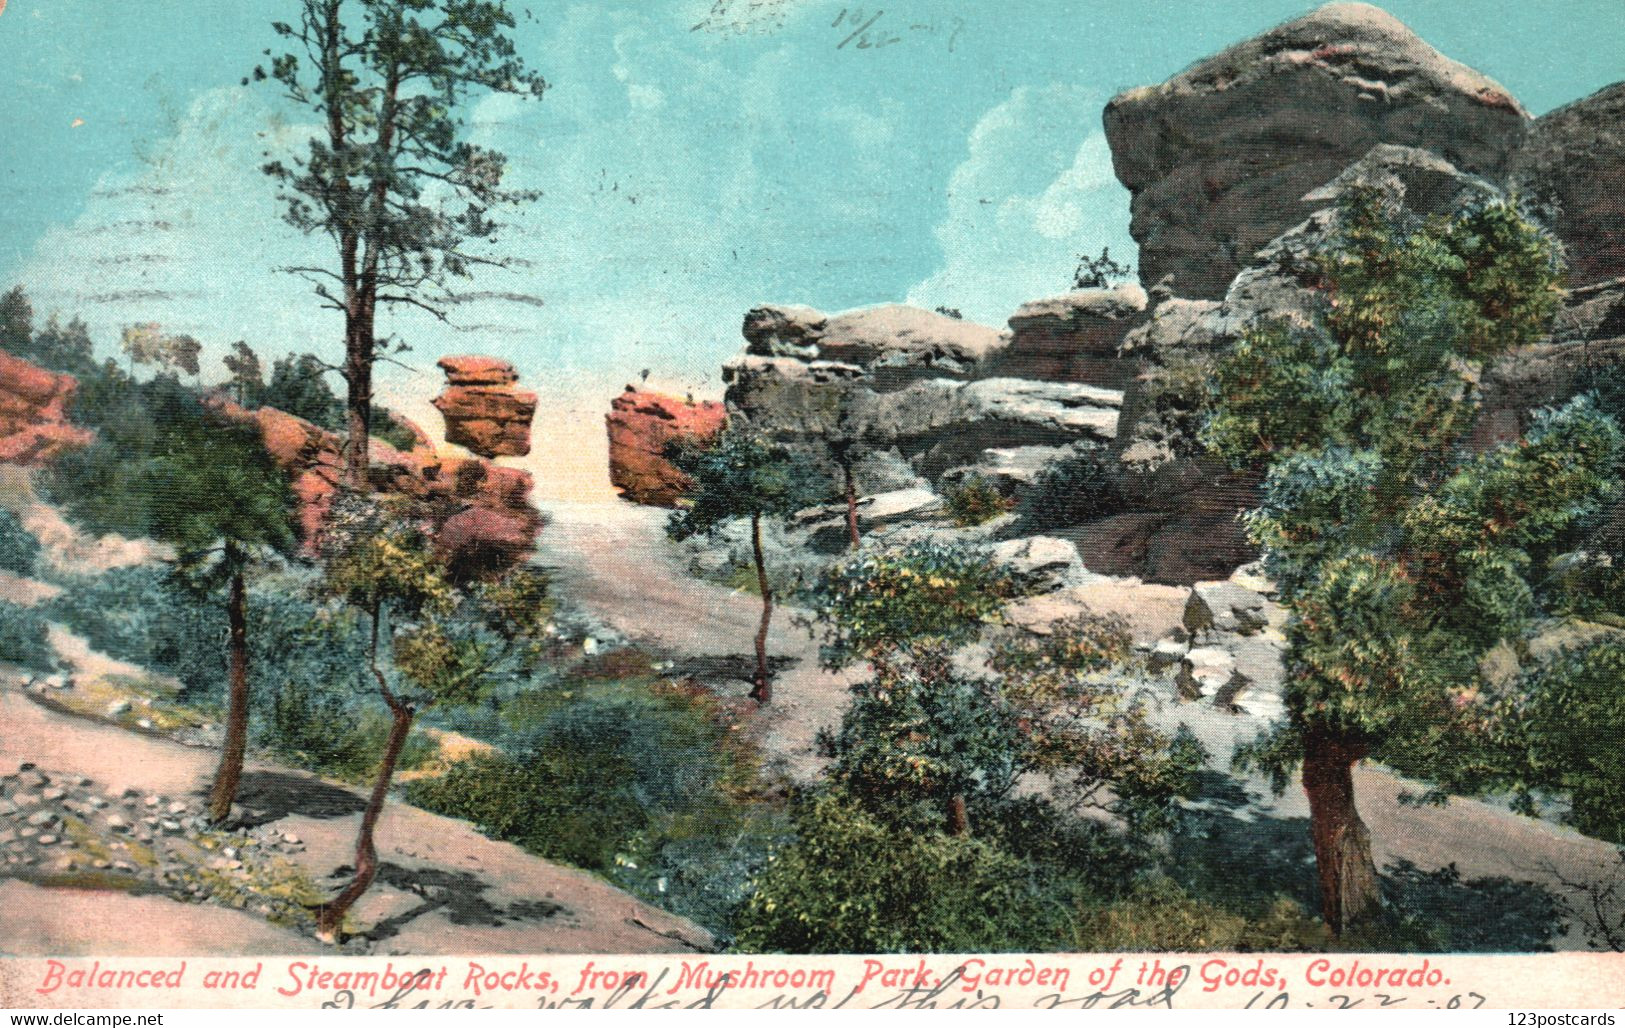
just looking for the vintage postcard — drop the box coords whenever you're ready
[1,0,1623,1013]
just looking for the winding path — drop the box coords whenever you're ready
[537,498,1625,950]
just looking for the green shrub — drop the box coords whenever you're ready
[0,600,55,672]
[733,789,1074,953]
[371,408,423,452]
[1017,446,1122,532]
[267,675,435,784]
[407,679,780,936]
[943,475,1012,527]
[1506,640,1625,843]
[0,508,39,575]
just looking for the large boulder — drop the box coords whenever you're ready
[725,304,1118,489]
[210,397,542,577]
[983,284,1148,388]
[743,303,1007,390]
[604,387,727,507]
[431,356,537,458]
[1104,2,1529,299]
[1509,82,1625,288]
[0,350,94,465]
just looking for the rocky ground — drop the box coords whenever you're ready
[0,661,715,957]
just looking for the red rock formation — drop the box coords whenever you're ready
[431,356,537,458]
[606,387,727,507]
[210,397,542,577]
[0,350,95,464]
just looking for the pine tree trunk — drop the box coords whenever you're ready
[844,464,860,550]
[206,560,250,824]
[750,513,773,703]
[317,702,413,943]
[342,321,372,491]
[946,793,970,836]
[1301,729,1380,934]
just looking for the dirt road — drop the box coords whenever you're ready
[538,498,1625,949]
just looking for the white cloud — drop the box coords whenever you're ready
[906,86,1136,325]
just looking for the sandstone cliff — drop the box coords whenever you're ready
[0,350,95,465]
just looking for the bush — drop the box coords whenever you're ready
[407,679,781,935]
[801,540,1017,668]
[266,674,435,783]
[0,600,54,672]
[1017,446,1122,532]
[733,789,1075,953]
[944,475,1012,527]
[1507,640,1625,843]
[0,508,39,575]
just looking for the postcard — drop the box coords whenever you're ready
[1,0,1622,1012]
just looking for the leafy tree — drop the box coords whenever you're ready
[666,428,824,702]
[734,788,1073,954]
[805,541,1018,834]
[1203,187,1621,933]
[252,0,547,488]
[222,341,265,405]
[120,323,202,379]
[989,615,1207,832]
[314,499,550,940]
[1497,641,1625,844]
[1072,246,1133,290]
[1,286,32,355]
[18,311,96,377]
[261,352,345,429]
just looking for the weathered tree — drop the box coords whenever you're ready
[666,427,823,702]
[1204,187,1620,933]
[60,391,300,823]
[314,497,549,940]
[252,0,546,487]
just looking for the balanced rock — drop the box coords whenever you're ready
[1104,2,1529,299]
[209,397,542,576]
[605,388,727,508]
[0,349,95,465]
[431,356,537,458]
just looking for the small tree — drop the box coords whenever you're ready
[315,499,548,940]
[1,286,32,355]
[57,390,300,822]
[1072,246,1133,290]
[222,342,265,406]
[989,615,1206,832]
[805,541,1017,834]
[253,0,547,488]
[262,352,346,429]
[1204,187,1621,933]
[666,428,823,703]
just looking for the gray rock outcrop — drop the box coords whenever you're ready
[1104,2,1530,299]
[1509,82,1625,288]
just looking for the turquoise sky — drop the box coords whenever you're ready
[1,0,1621,494]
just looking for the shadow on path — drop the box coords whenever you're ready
[1166,772,1566,951]
[227,771,368,827]
[351,863,567,943]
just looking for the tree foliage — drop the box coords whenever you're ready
[253,0,546,485]
[1205,186,1620,929]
